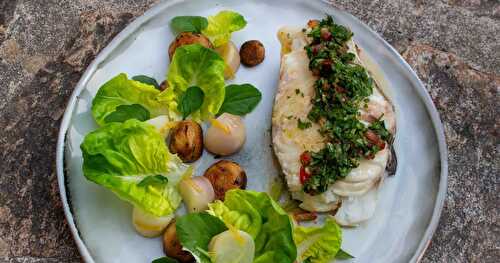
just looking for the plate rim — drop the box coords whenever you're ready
[55,1,448,262]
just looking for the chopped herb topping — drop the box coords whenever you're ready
[300,16,391,195]
[369,116,391,141]
[297,119,312,130]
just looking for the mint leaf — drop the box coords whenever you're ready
[218,84,262,116]
[336,248,355,259]
[176,213,227,263]
[103,104,150,123]
[171,16,208,34]
[132,75,160,89]
[137,175,168,188]
[177,86,205,119]
[152,256,180,263]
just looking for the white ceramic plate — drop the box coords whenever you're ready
[56,0,448,262]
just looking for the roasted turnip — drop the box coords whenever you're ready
[215,41,241,79]
[178,176,215,212]
[132,207,173,238]
[208,229,255,263]
[204,113,246,156]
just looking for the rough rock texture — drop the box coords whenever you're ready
[0,0,498,262]
[0,1,159,262]
[402,44,499,263]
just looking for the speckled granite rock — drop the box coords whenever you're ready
[401,44,499,263]
[0,0,498,262]
[0,1,159,262]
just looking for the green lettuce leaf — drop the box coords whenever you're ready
[80,119,190,217]
[161,44,225,120]
[202,10,247,47]
[176,213,228,263]
[208,189,297,263]
[294,218,343,263]
[91,73,169,126]
[335,249,354,260]
[208,200,261,238]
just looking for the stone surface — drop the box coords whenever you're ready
[0,0,498,262]
[401,44,499,263]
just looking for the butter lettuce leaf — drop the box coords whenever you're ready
[294,218,344,263]
[91,73,169,126]
[80,119,190,217]
[208,200,261,238]
[176,212,227,263]
[208,189,296,263]
[161,44,225,120]
[202,10,247,47]
[335,249,354,260]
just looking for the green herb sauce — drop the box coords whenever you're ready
[301,16,391,194]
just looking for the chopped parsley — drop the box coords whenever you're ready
[300,16,391,195]
[297,119,312,129]
[369,116,391,141]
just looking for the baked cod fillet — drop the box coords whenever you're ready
[272,26,396,226]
